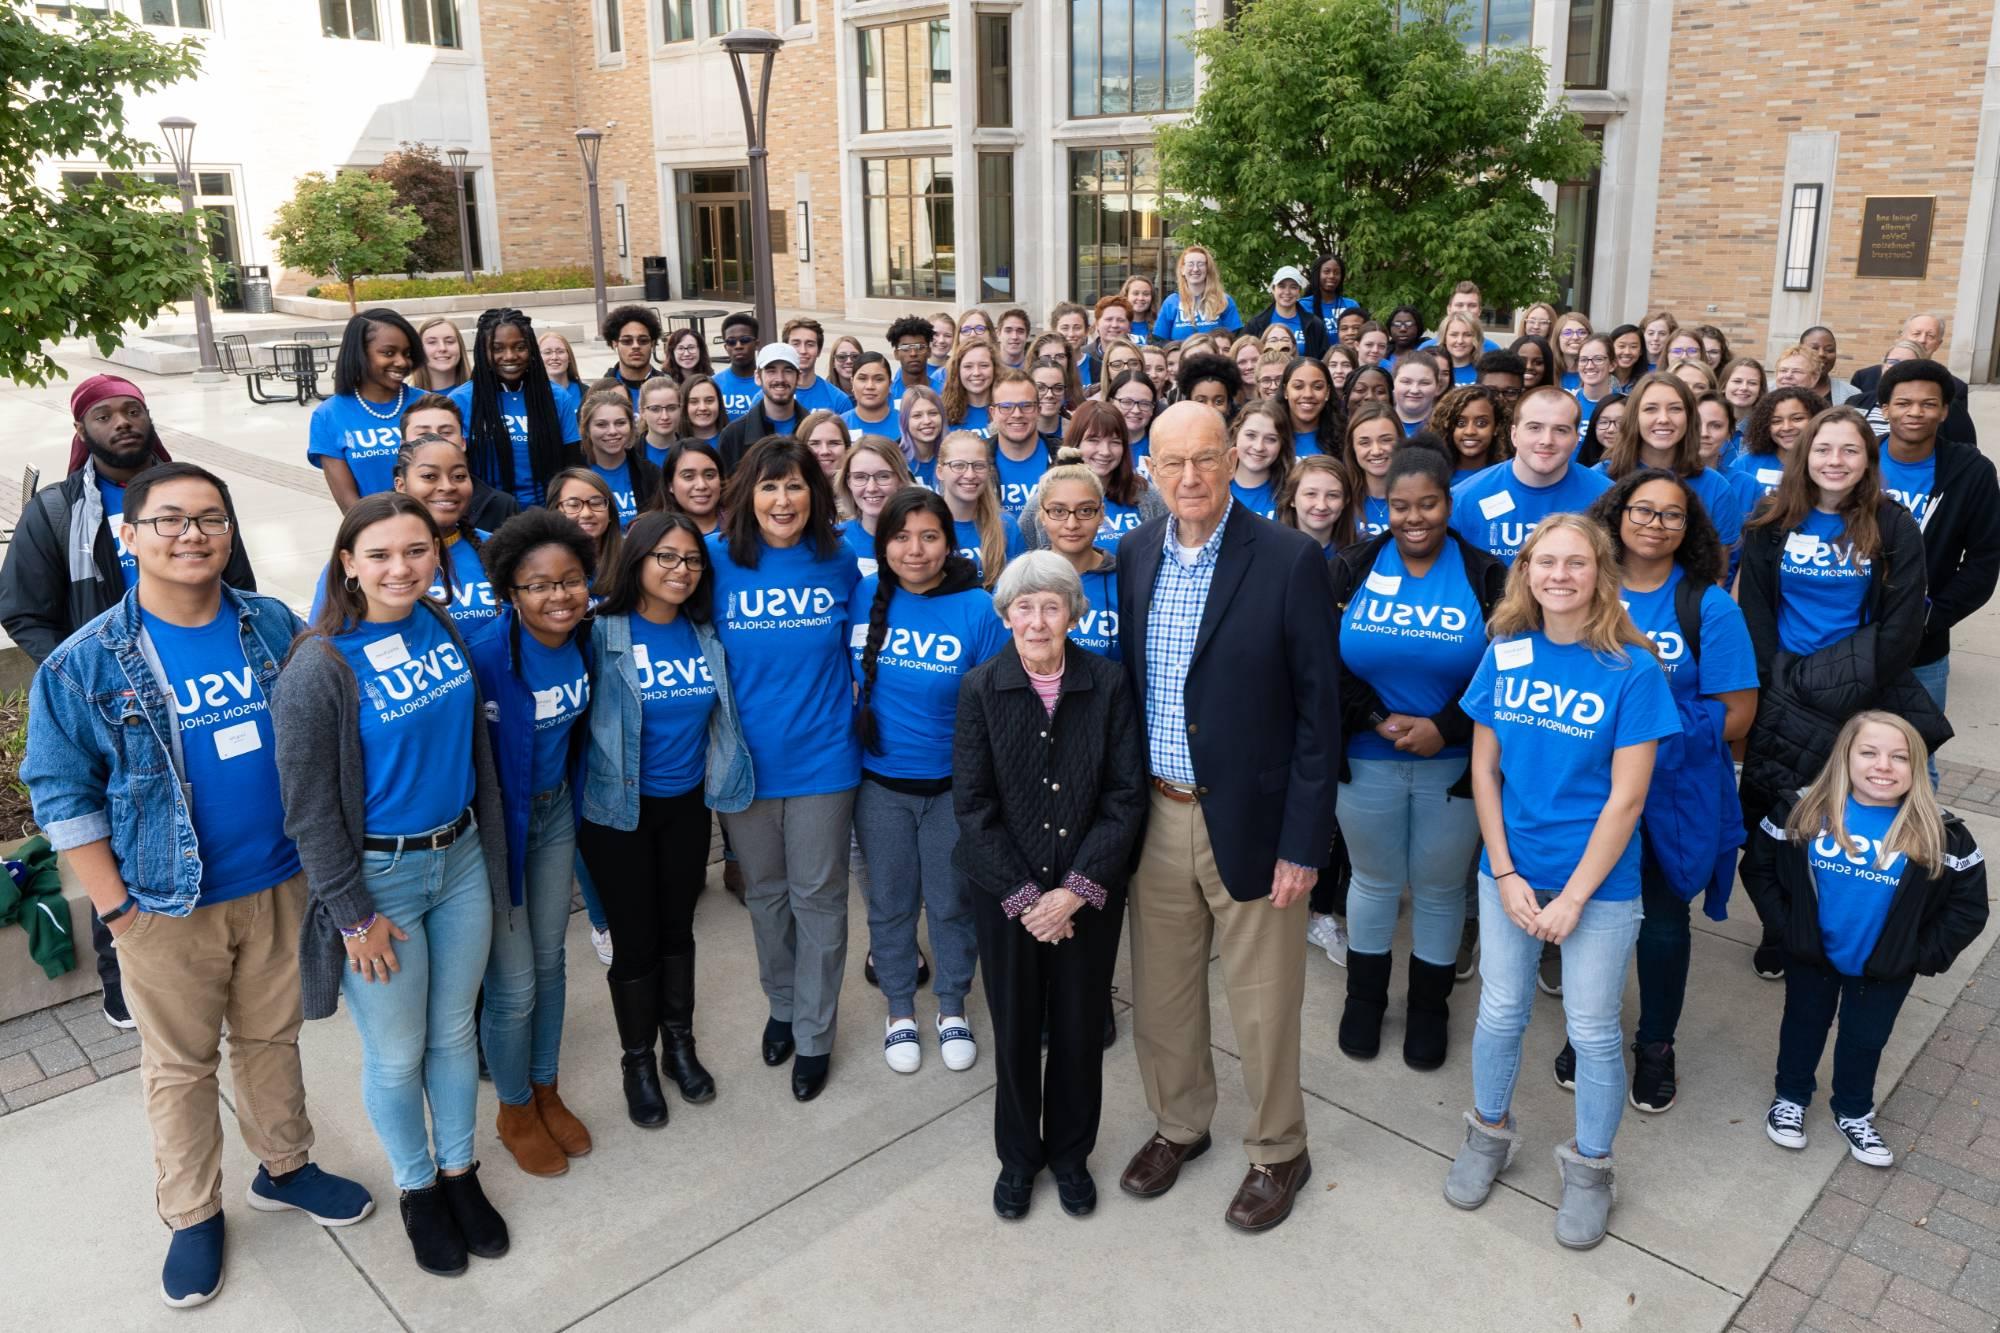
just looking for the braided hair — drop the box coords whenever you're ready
[856,487,968,755]
[465,307,569,501]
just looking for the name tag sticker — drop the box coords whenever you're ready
[1478,490,1517,520]
[1494,639,1535,671]
[363,634,411,671]
[533,689,561,721]
[1758,468,1784,486]
[849,623,869,649]
[1364,571,1402,596]
[1785,533,1820,562]
[212,720,262,760]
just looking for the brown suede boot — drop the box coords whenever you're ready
[532,1080,593,1157]
[496,1098,567,1177]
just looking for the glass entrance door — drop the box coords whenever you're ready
[676,168,754,302]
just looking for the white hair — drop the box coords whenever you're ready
[992,549,1087,620]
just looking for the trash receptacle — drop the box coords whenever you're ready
[241,264,274,314]
[642,255,671,302]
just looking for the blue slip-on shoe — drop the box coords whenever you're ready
[246,1163,376,1227]
[161,1214,225,1308]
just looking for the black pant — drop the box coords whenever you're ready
[1774,960,1913,1120]
[579,789,711,983]
[974,887,1123,1175]
[1633,857,1689,1045]
[1309,828,1350,917]
[92,915,122,992]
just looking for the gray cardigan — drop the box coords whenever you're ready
[272,604,508,1021]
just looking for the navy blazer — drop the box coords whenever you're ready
[1116,505,1340,901]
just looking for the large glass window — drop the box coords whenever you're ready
[860,19,953,132]
[661,0,694,41]
[977,15,1011,128]
[1070,0,1196,118]
[140,0,209,27]
[601,0,622,52]
[709,0,743,37]
[1068,146,1180,303]
[322,0,380,40]
[403,0,460,47]
[1782,184,1824,292]
[1553,124,1602,314]
[862,156,955,301]
[978,154,1014,304]
[1564,0,1613,88]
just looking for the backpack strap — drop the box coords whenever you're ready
[1673,573,1704,665]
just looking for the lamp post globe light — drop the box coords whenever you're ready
[446,146,473,283]
[722,28,783,343]
[158,116,225,383]
[575,128,608,334]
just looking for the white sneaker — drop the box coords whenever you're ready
[590,928,613,966]
[1835,1111,1894,1167]
[1765,1097,1807,1150]
[884,1018,921,1074]
[1307,913,1349,967]
[936,1015,978,1071]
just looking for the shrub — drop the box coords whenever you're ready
[306,266,601,302]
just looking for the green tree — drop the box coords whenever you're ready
[371,142,461,275]
[1156,0,1599,318]
[268,170,425,313]
[0,8,207,387]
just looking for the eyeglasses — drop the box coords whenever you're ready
[557,496,610,513]
[1624,504,1688,531]
[1152,452,1228,479]
[847,470,897,488]
[1559,328,1588,342]
[894,341,928,354]
[940,459,990,475]
[1042,503,1103,523]
[722,335,757,347]
[130,513,231,537]
[1114,397,1155,412]
[833,352,859,365]
[615,335,656,348]
[1577,355,1610,368]
[514,576,589,596]
[646,551,705,572]
[1034,384,1066,400]
[960,324,989,336]
[1488,385,1523,401]
[993,401,1035,415]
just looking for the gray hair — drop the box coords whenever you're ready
[992,550,1087,620]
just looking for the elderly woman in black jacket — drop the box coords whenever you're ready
[954,550,1146,1224]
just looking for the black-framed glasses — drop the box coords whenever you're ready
[615,335,656,348]
[647,551,705,572]
[1624,504,1687,531]
[1042,503,1102,524]
[1033,384,1066,400]
[513,576,589,597]
[556,496,610,513]
[130,514,232,537]
[993,401,1035,415]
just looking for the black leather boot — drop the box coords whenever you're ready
[1403,956,1456,1072]
[1339,950,1393,1060]
[659,950,717,1104]
[399,1182,467,1277]
[609,970,669,1128]
[438,1163,508,1260]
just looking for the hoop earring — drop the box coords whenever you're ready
[343,576,359,592]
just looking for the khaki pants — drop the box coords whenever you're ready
[1130,787,1308,1165]
[116,873,314,1229]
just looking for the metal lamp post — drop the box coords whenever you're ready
[575,128,608,334]
[158,116,224,383]
[446,146,473,282]
[722,28,784,341]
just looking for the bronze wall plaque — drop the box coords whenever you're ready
[1856,196,1935,280]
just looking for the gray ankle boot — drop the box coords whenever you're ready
[1552,1140,1616,1249]
[1443,1111,1517,1209]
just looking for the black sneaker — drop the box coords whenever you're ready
[1753,941,1786,980]
[1628,1040,1678,1113]
[103,985,136,1031]
[1552,1041,1576,1091]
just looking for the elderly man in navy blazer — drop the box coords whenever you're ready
[1114,400,1340,1232]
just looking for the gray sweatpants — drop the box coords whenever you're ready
[722,789,857,1058]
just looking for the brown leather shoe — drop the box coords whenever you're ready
[496,1099,568,1177]
[532,1080,592,1157]
[723,858,746,903]
[1224,1151,1312,1232]
[1119,1131,1212,1198]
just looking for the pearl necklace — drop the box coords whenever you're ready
[357,383,408,420]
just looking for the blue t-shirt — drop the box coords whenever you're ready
[1574,387,1616,430]
[1810,795,1908,975]
[1449,462,1614,564]
[755,406,799,437]
[953,515,1026,577]
[1880,450,1940,531]
[1776,508,1873,656]
[1357,494,1391,539]
[97,476,138,589]
[447,381,581,508]
[1151,293,1244,342]
[591,460,638,527]
[1451,363,1479,386]
[839,517,880,577]
[643,438,674,471]
[847,580,1008,780]
[1268,311,1305,351]
[993,447,1049,517]
[794,378,855,417]
[1070,564,1121,661]
[1306,294,1360,338]
[841,406,902,443]
[520,631,588,794]
[711,367,760,420]
[1589,463,1744,550]
[627,613,716,797]
[331,609,477,835]
[707,533,861,798]
[1341,541,1489,762]
[1230,478,1279,521]
[1730,453,1789,506]
[1096,496,1146,551]
[309,533,498,636]
[1620,566,1759,708]
[553,379,585,432]
[891,367,947,410]
[1460,632,1680,900]
[144,608,300,905]
[307,394,405,498]
[950,404,992,436]
[1293,427,1324,458]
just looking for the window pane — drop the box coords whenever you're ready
[860,28,884,129]
[1563,0,1612,88]
[1165,0,1195,109]
[1487,0,1532,48]
[979,154,1014,303]
[141,0,173,22]
[1132,0,1165,111]
[403,0,431,43]
[196,172,230,197]
[433,0,460,47]
[978,16,1011,127]
[928,20,953,129]
[604,0,622,50]
[1071,0,1101,118]
[1102,0,1131,115]
[322,0,350,39]
[180,0,207,24]
[664,0,693,40]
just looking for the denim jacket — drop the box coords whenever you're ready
[22,586,303,916]
[583,610,753,829]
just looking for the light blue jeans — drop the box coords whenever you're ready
[851,779,976,1018]
[481,785,576,1104]
[1336,758,1481,965]
[1471,873,1642,1158]
[343,827,493,1191]
[1912,656,1948,787]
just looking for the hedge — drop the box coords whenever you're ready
[306,266,601,301]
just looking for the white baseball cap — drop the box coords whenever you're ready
[756,343,801,371]
[1270,265,1308,289]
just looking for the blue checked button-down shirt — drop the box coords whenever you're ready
[1145,501,1233,784]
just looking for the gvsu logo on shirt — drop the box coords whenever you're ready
[1489,676,1607,735]
[344,426,402,460]
[358,640,470,720]
[728,585,839,627]
[1348,595,1469,638]
[1492,520,1540,558]
[1885,488,1938,530]
[997,481,1036,511]
[532,676,589,728]
[1075,607,1118,644]
[632,644,713,695]
[1785,536,1872,577]
[1813,830,1902,885]
[434,573,496,613]
[170,667,265,730]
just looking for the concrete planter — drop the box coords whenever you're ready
[0,839,99,1026]
[273,283,647,322]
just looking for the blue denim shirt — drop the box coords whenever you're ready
[22,586,304,916]
[582,611,753,829]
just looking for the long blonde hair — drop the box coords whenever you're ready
[1787,711,1946,876]
[577,387,636,468]
[938,430,1007,587]
[833,436,912,523]
[539,331,582,389]
[409,316,469,390]
[1176,243,1230,323]
[1486,514,1658,662]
